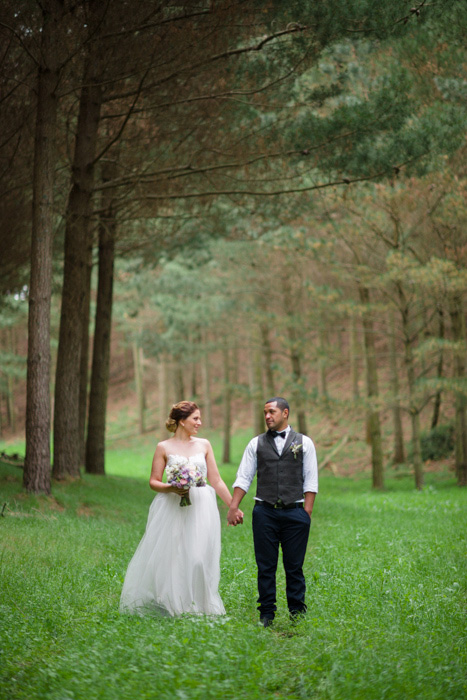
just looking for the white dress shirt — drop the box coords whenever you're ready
[233,425,318,499]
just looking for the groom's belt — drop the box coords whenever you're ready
[258,500,303,510]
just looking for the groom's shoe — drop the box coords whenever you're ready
[289,610,306,625]
[259,616,274,628]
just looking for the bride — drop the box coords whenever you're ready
[119,400,242,617]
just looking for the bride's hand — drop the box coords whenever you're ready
[168,485,189,496]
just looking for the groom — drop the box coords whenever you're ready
[227,397,318,627]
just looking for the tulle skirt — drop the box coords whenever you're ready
[119,485,225,617]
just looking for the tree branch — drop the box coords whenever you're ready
[134,164,410,201]
[0,21,39,66]
[101,22,308,103]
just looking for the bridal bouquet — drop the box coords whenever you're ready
[166,457,206,507]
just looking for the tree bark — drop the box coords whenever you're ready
[282,279,307,433]
[290,340,307,434]
[359,286,384,489]
[398,286,423,490]
[174,365,185,400]
[53,78,102,479]
[24,4,62,494]
[449,294,467,486]
[85,168,116,474]
[350,315,360,401]
[78,236,93,465]
[430,306,445,429]
[191,362,198,399]
[389,309,405,465]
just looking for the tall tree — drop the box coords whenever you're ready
[53,10,104,479]
[23,1,64,493]
[388,309,405,465]
[85,159,118,474]
[359,285,384,489]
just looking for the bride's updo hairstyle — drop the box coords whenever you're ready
[165,401,199,433]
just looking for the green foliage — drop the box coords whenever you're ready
[406,423,455,463]
[421,424,455,461]
[275,0,467,185]
[1,444,466,700]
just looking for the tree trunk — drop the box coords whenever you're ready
[78,237,93,465]
[191,362,197,399]
[282,279,307,433]
[53,78,102,479]
[24,5,62,494]
[398,286,423,490]
[290,342,307,434]
[285,311,307,432]
[359,286,384,489]
[222,346,231,463]
[85,171,116,474]
[349,315,360,401]
[260,322,275,397]
[389,309,405,465]
[250,335,264,436]
[174,365,185,400]
[430,306,445,429]
[231,342,239,386]
[318,325,328,399]
[449,295,467,486]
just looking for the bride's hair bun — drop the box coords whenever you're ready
[165,417,177,433]
[166,401,199,432]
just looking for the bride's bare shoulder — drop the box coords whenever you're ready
[155,439,174,455]
[194,437,211,451]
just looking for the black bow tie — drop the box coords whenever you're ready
[270,430,287,439]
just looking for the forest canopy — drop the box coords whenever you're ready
[0,0,466,493]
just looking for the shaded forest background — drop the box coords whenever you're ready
[0,0,466,494]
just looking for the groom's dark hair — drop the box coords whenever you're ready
[265,397,290,413]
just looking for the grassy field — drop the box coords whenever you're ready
[0,433,466,700]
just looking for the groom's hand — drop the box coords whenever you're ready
[227,507,243,526]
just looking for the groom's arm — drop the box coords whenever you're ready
[302,435,318,516]
[304,491,316,517]
[227,487,246,526]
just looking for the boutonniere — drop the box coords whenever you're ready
[290,442,303,459]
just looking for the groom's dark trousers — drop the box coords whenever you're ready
[252,501,310,619]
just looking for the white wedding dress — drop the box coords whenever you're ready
[119,453,225,617]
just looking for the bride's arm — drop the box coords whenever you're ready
[149,443,188,495]
[205,441,242,515]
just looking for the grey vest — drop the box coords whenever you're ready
[256,429,304,505]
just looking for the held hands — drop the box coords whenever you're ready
[227,507,244,527]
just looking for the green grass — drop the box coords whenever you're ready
[0,440,466,700]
